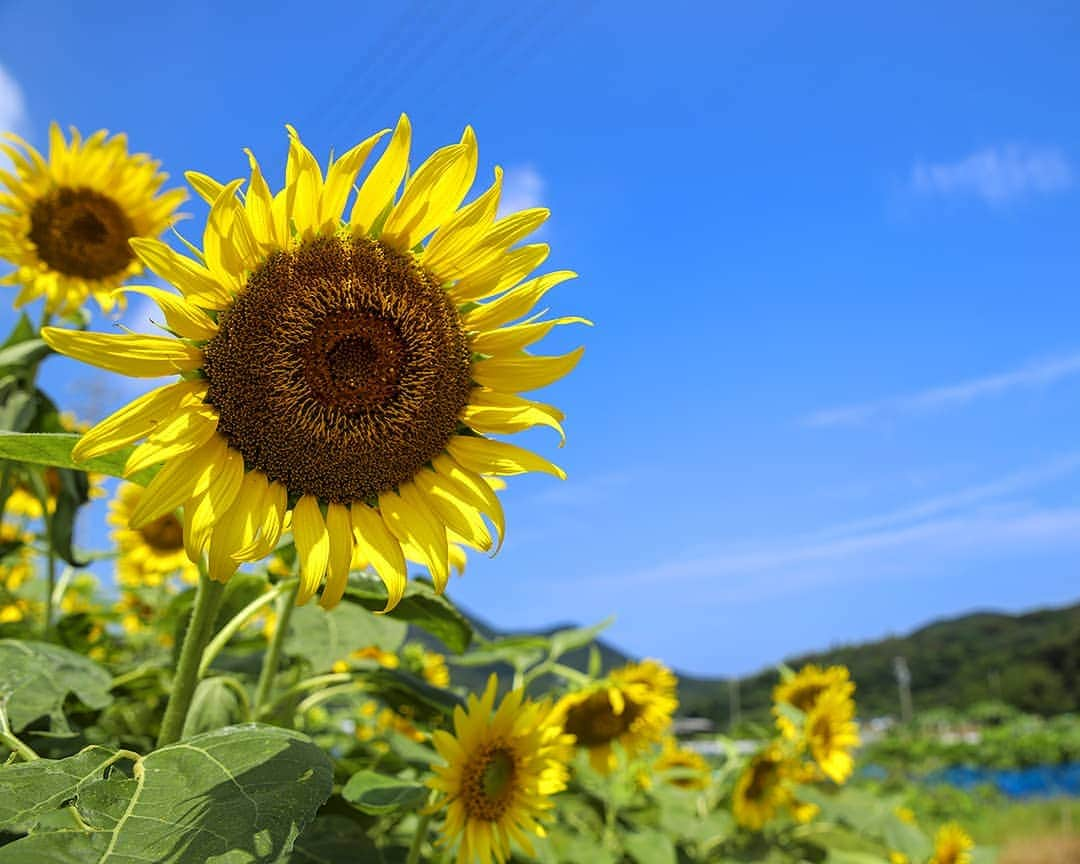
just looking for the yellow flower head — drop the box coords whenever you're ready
[428,675,573,864]
[653,736,710,790]
[422,650,452,688]
[42,118,585,612]
[773,664,853,739]
[109,482,197,587]
[930,823,974,864]
[551,659,678,774]
[0,521,33,592]
[804,684,860,784]
[331,643,400,674]
[0,124,185,315]
[732,743,797,830]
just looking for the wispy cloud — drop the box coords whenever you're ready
[910,144,1073,205]
[497,165,545,217]
[0,64,26,172]
[802,350,1080,428]
[608,454,1080,604]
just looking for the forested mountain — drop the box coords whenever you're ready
[444,601,1080,724]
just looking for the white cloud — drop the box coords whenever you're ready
[910,145,1073,205]
[803,350,1080,428]
[608,455,1080,604]
[0,62,26,136]
[497,165,545,217]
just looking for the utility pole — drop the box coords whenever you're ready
[893,656,913,725]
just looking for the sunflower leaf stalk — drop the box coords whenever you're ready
[253,578,301,717]
[156,568,226,747]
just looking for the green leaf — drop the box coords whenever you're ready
[0,640,112,734]
[0,339,49,373]
[1,314,35,351]
[287,813,384,863]
[181,677,248,737]
[0,724,333,863]
[341,770,428,815]
[0,433,148,484]
[548,617,613,662]
[46,466,90,567]
[344,575,472,654]
[623,830,677,864]
[361,667,464,719]
[450,634,550,671]
[286,600,407,674]
[0,745,120,831]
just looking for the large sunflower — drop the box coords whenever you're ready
[427,675,573,864]
[803,684,860,784]
[551,659,678,773]
[109,482,198,587]
[42,117,584,611]
[732,743,797,830]
[0,124,185,315]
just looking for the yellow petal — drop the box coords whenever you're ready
[421,167,503,281]
[185,447,246,559]
[206,470,261,583]
[320,129,389,229]
[379,482,449,592]
[462,390,566,444]
[412,469,492,552]
[381,126,477,252]
[293,495,329,605]
[120,286,219,340]
[129,435,228,528]
[446,436,565,480]
[129,238,232,309]
[350,114,411,236]
[471,316,590,355]
[185,171,227,206]
[41,328,203,377]
[351,502,408,613]
[432,453,506,552]
[447,207,550,283]
[472,347,584,392]
[450,244,549,303]
[320,502,354,610]
[284,125,324,238]
[243,149,277,247]
[123,404,218,476]
[463,271,578,332]
[72,380,205,461]
[246,479,287,560]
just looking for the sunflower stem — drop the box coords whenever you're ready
[199,579,295,678]
[405,811,433,864]
[157,569,226,747]
[252,579,300,717]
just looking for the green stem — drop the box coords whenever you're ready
[156,569,226,747]
[42,511,57,639]
[0,702,38,761]
[199,580,294,678]
[252,579,300,716]
[405,811,433,864]
[293,681,367,717]
[261,672,352,718]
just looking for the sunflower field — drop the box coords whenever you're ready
[0,122,995,864]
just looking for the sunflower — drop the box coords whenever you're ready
[428,675,572,864]
[773,664,853,739]
[109,482,197,587]
[551,659,677,774]
[42,117,584,612]
[930,823,974,864]
[421,650,451,688]
[732,743,797,830]
[804,684,860,784]
[331,643,399,674]
[0,124,185,315]
[652,736,710,790]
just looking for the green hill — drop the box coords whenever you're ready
[439,600,1080,725]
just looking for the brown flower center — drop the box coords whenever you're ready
[138,512,185,553]
[203,235,473,503]
[563,690,641,748]
[28,187,136,279]
[462,744,517,821]
[746,756,780,801]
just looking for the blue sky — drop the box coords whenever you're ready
[2,1,1079,677]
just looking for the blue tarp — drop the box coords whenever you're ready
[930,763,1080,799]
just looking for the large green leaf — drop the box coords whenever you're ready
[0,640,112,733]
[345,575,473,654]
[341,770,428,816]
[286,813,387,863]
[623,830,677,864]
[0,745,120,832]
[0,433,148,484]
[286,600,407,674]
[0,339,49,372]
[548,618,613,662]
[361,667,464,719]
[181,677,249,737]
[0,724,333,863]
